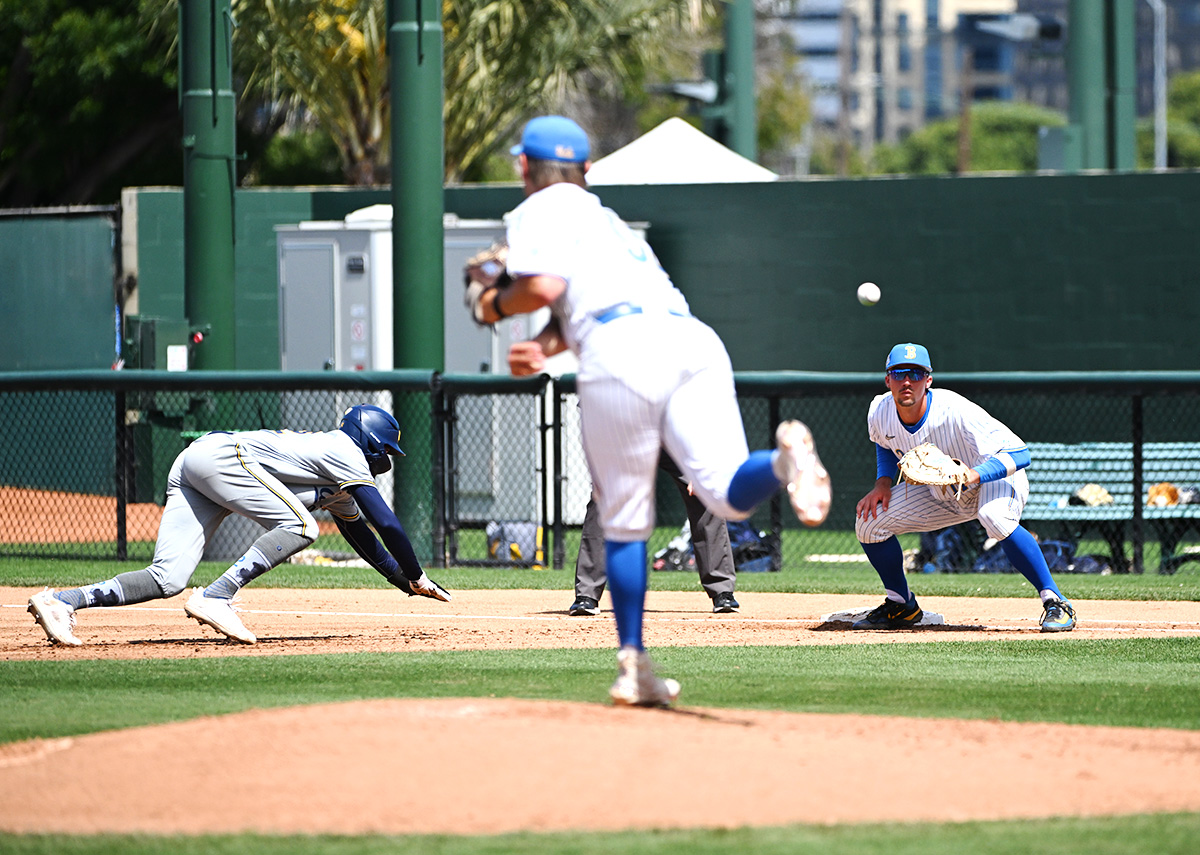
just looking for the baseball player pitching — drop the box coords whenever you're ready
[28,404,450,647]
[854,343,1076,632]
[465,115,832,707]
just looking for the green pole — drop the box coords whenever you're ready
[1109,0,1137,170]
[387,0,443,561]
[725,0,757,160]
[179,0,237,369]
[388,0,444,371]
[1067,0,1107,169]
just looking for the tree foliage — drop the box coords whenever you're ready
[443,0,715,181]
[232,0,390,184]
[227,0,715,184]
[0,0,180,206]
[1167,69,1200,128]
[871,101,1066,175]
[1134,69,1200,169]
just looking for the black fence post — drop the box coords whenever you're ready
[430,374,446,568]
[537,378,549,568]
[552,377,565,570]
[768,393,782,567]
[444,392,458,566]
[114,388,128,561]
[1131,393,1145,574]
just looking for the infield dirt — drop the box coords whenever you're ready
[2,587,1199,835]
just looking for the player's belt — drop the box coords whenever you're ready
[593,302,689,324]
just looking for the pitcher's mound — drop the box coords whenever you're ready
[3,697,1200,836]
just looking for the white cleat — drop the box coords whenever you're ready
[184,587,257,644]
[28,589,82,647]
[407,571,452,602]
[773,420,832,527]
[609,646,681,708]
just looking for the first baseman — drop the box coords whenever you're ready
[28,404,451,646]
[854,343,1076,632]
[466,115,832,707]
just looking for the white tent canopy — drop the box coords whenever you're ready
[585,117,777,186]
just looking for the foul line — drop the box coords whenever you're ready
[6,602,1200,634]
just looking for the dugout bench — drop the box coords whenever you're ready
[1022,442,1200,574]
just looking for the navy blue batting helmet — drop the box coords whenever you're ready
[338,404,404,475]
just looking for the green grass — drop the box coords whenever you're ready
[4,814,1200,855]
[3,638,1199,743]
[3,551,1198,852]
[3,555,1199,599]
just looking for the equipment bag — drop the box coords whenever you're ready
[485,520,544,567]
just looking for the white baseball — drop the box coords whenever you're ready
[857,281,881,306]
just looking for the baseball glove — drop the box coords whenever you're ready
[898,442,972,497]
[463,240,512,326]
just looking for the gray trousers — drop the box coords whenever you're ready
[575,453,736,601]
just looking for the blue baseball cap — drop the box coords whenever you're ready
[885,342,932,372]
[510,115,590,163]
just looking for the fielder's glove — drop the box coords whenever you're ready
[898,442,973,498]
[463,240,512,327]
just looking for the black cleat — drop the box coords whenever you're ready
[711,592,740,613]
[851,594,923,629]
[568,596,600,616]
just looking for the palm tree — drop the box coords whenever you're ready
[231,0,389,183]
[443,0,712,181]
[225,0,712,183]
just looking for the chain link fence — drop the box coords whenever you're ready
[2,371,1199,575]
[0,371,435,564]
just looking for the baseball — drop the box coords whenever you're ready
[857,281,881,306]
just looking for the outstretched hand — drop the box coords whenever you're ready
[508,340,548,376]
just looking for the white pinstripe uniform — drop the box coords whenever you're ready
[146,429,373,595]
[856,388,1029,544]
[505,183,752,541]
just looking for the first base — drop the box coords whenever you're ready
[820,607,945,627]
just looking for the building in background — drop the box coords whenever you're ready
[1012,0,1200,118]
[770,0,1200,162]
[775,0,1018,155]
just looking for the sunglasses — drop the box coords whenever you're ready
[887,368,928,383]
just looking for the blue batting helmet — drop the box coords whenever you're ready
[338,404,404,475]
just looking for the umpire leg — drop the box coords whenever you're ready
[661,453,736,602]
[573,492,607,603]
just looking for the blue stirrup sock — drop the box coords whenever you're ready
[860,537,911,603]
[727,450,781,512]
[606,540,648,650]
[1000,525,1063,599]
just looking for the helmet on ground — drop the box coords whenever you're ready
[338,404,404,475]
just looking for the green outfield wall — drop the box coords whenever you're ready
[6,171,1200,373]
[0,210,117,370]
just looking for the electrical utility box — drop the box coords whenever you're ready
[276,206,520,375]
[275,209,395,373]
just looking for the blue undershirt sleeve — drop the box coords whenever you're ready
[973,446,1031,483]
[876,443,899,481]
[347,484,423,581]
[334,516,404,587]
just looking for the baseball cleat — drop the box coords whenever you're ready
[1040,598,1076,632]
[568,596,600,616]
[28,589,83,647]
[851,594,924,629]
[711,592,740,613]
[774,420,832,527]
[184,588,257,644]
[609,646,681,708]
[407,571,452,602]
